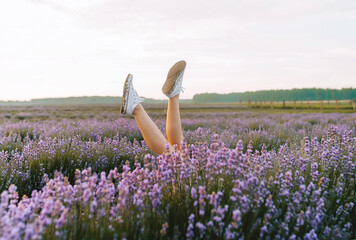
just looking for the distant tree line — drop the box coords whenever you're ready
[1,88,356,106]
[192,88,356,103]
[0,96,122,106]
[0,96,191,106]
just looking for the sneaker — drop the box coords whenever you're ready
[162,60,186,98]
[120,74,144,115]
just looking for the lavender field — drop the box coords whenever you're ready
[0,105,355,239]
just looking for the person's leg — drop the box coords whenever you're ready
[133,104,173,154]
[120,74,172,155]
[162,60,186,149]
[166,94,183,148]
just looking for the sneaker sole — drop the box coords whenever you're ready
[120,74,132,114]
[162,60,186,96]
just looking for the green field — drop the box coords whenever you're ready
[0,100,355,124]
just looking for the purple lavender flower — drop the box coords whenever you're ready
[304,229,318,240]
[191,187,197,199]
[0,115,355,239]
[186,214,195,239]
[196,222,206,238]
[149,184,161,209]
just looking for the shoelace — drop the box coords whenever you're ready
[172,71,185,95]
[132,89,143,104]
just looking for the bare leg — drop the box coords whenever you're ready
[166,94,184,149]
[133,104,173,154]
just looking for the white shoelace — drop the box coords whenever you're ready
[131,88,144,106]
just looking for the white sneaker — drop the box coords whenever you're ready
[162,60,186,98]
[120,74,144,115]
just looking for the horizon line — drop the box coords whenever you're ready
[1,86,355,102]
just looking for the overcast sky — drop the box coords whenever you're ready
[0,0,355,101]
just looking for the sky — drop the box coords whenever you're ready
[0,0,355,101]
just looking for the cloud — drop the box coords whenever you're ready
[0,0,355,100]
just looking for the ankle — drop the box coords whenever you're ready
[169,94,180,101]
[133,103,143,116]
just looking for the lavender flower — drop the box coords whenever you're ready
[0,114,354,239]
[186,214,195,239]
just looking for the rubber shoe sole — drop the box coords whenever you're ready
[120,74,132,114]
[162,60,186,97]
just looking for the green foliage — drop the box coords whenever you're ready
[193,88,356,103]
